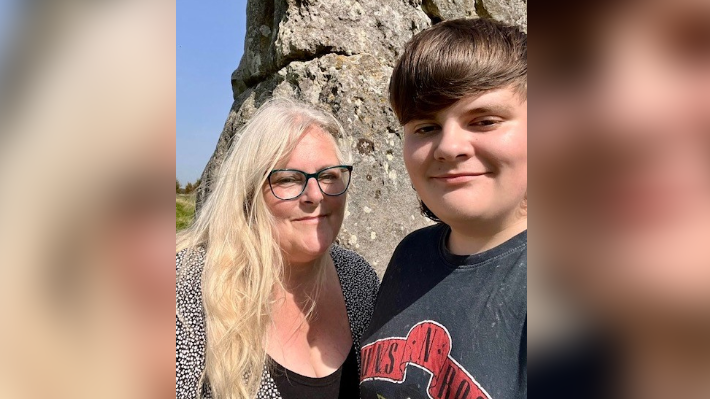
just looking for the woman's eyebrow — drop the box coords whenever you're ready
[279,164,342,172]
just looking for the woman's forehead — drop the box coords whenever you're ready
[276,128,340,171]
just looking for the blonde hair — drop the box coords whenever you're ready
[177,98,350,399]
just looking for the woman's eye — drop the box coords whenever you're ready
[276,177,301,185]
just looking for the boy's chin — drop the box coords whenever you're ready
[428,197,518,226]
[433,205,507,228]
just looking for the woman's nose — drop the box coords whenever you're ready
[300,177,324,203]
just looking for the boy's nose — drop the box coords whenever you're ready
[433,125,474,162]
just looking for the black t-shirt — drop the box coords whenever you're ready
[271,344,360,399]
[360,224,527,399]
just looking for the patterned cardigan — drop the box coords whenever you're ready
[176,245,380,399]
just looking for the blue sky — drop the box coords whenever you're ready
[177,0,248,184]
[0,0,20,68]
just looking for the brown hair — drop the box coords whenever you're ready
[391,18,526,221]
[389,18,527,125]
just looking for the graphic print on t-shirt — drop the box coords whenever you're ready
[360,320,491,399]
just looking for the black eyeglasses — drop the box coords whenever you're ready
[267,165,353,200]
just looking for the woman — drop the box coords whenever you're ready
[176,98,379,399]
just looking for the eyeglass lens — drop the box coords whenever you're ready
[269,166,351,200]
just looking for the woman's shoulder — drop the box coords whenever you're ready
[330,244,378,280]
[176,246,206,272]
[330,245,380,342]
[330,245,379,297]
[176,246,207,318]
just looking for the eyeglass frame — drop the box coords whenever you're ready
[267,165,354,200]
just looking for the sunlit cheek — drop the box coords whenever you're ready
[330,198,347,231]
[403,139,431,185]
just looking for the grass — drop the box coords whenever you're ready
[176,193,196,231]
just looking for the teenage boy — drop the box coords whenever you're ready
[359,18,527,399]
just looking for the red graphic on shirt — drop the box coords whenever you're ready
[361,321,491,399]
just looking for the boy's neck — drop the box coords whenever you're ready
[447,217,527,256]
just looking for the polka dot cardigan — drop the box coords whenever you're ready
[176,245,379,399]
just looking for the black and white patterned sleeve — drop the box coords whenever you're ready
[176,248,208,399]
[330,245,380,369]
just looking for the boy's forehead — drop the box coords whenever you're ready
[409,87,526,122]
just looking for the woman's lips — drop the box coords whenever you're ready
[293,214,328,222]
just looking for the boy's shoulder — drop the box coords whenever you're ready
[395,222,447,252]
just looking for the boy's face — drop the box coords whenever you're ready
[402,87,527,232]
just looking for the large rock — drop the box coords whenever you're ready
[231,0,431,97]
[479,0,527,29]
[198,0,526,275]
[422,0,476,21]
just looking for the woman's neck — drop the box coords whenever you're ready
[281,254,331,295]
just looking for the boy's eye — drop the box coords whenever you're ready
[412,125,440,135]
[471,118,503,128]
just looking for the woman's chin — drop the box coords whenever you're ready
[286,238,334,264]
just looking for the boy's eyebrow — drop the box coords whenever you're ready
[405,104,519,124]
[463,104,517,116]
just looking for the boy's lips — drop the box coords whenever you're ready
[431,172,490,183]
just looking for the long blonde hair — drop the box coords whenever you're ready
[177,98,350,399]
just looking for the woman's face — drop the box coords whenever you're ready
[533,0,710,317]
[263,127,347,265]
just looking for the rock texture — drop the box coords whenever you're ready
[197,0,527,275]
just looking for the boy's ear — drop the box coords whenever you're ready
[518,193,528,218]
[411,183,441,222]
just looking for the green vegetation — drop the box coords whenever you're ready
[176,193,196,231]
[177,178,201,194]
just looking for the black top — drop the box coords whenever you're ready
[360,223,527,399]
[271,345,360,399]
